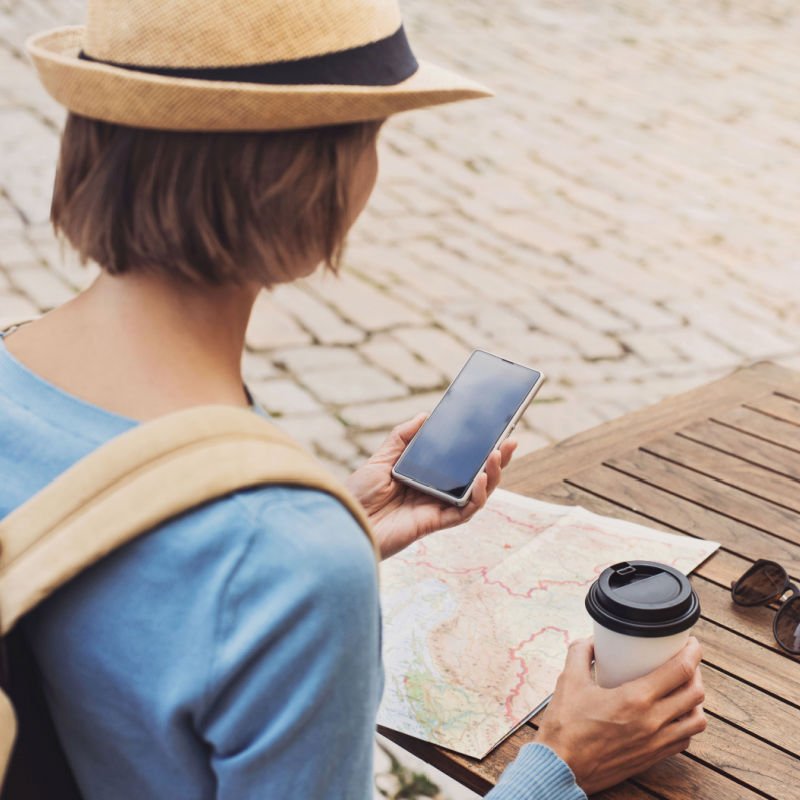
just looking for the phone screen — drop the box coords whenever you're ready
[393,350,542,500]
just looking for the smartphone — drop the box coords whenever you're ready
[391,349,545,507]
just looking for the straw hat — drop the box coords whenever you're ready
[26,0,492,132]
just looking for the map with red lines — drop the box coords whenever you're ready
[377,489,719,758]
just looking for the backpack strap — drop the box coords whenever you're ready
[0,693,14,785]
[0,404,378,636]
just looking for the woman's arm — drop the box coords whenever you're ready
[198,489,382,799]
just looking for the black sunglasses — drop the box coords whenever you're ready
[731,559,800,655]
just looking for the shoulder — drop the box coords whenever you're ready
[209,484,379,645]
[226,484,376,587]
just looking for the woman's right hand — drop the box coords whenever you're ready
[535,637,706,796]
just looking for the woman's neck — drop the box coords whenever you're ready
[4,270,261,421]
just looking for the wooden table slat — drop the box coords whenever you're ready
[702,665,800,758]
[595,785,658,800]
[606,449,800,546]
[776,389,800,405]
[678,418,800,481]
[504,362,800,495]
[694,618,800,707]
[687,714,800,797]
[628,751,766,800]
[745,393,800,426]
[642,434,800,514]
[564,463,800,577]
[714,405,800,452]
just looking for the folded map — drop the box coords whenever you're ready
[377,489,719,758]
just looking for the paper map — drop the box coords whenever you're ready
[377,489,719,758]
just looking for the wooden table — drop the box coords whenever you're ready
[382,362,800,799]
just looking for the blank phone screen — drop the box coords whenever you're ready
[394,351,541,500]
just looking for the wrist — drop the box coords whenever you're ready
[534,728,577,782]
[492,743,587,800]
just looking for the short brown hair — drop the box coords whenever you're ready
[51,113,381,286]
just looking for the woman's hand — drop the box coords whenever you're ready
[345,413,517,560]
[535,637,707,796]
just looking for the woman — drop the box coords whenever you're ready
[2,0,706,797]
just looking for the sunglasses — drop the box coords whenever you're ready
[731,559,800,655]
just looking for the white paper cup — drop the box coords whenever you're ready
[592,622,692,688]
[585,561,700,689]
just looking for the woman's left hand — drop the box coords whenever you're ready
[345,413,518,560]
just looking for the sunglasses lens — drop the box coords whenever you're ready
[775,596,800,654]
[732,561,787,605]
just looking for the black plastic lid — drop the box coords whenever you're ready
[585,561,700,637]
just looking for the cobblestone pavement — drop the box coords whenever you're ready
[2,1,799,797]
[2,0,800,483]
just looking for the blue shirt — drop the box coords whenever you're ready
[0,334,584,800]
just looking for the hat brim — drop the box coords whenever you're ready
[27,26,493,131]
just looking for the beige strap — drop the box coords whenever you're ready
[0,692,16,779]
[0,320,35,340]
[0,405,378,634]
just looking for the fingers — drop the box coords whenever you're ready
[560,638,595,686]
[499,439,517,469]
[630,637,702,703]
[392,412,428,446]
[435,472,489,530]
[657,666,705,725]
[650,705,707,752]
[652,737,692,763]
[624,735,692,780]
[593,714,701,790]
[470,471,489,509]
[375,413,428,462]
[485,450,503,495]
[484,439,517,496]
[647,736,692,766]
[416,441,512,532]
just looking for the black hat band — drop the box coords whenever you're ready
[79,24,418,87]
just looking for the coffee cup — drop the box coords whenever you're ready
[585,560,701,688]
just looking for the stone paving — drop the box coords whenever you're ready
[2,1,800,796]
[2,1,800,484]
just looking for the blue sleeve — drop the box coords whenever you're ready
[198,488,382,799]
[486,744,587,800]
